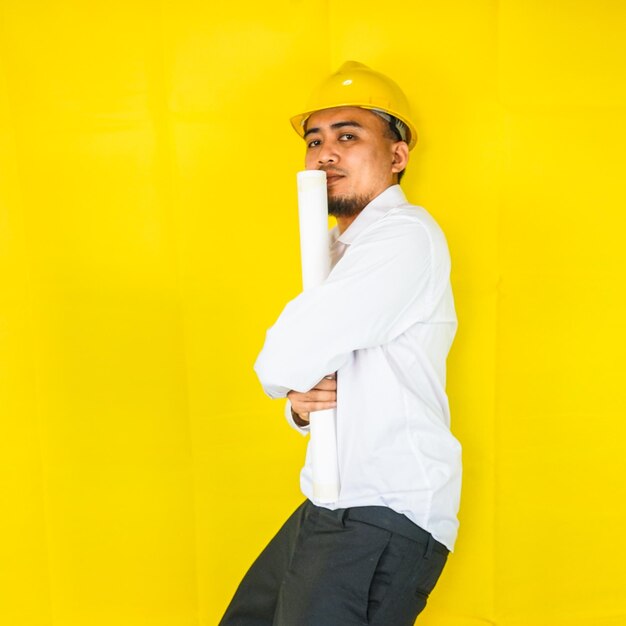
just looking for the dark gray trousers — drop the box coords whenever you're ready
[219,500,449,626]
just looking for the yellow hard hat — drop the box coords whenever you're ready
[290,61,418,150]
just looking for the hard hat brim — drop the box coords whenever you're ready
[290,104,418,150]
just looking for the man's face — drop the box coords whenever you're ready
[303,106,406,217]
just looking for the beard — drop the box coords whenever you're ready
[327,193,372,218]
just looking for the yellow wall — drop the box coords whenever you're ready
[1,1,625,625]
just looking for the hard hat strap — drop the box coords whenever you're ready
[371,109,409,144]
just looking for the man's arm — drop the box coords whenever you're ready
[254,213,449,398]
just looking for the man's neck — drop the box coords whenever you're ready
[336,214,359,234]
[334,182,399,234]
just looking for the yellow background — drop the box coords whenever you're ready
[1,1,625,625]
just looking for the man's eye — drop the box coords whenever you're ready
[307,139,321,149]
[339,133,355,141]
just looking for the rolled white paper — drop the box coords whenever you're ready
[296,170,340,503]
[308,408,340,502]
[297,171,331,289]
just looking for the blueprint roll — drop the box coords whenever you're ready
[296,170,340,503]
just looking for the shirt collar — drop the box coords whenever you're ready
[335,185,410,246]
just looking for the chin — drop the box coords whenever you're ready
[327,193,371,218]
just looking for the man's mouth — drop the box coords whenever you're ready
[324,172,345,187]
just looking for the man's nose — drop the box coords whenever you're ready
[317,144,338,166]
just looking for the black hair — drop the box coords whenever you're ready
[382,117,407,183]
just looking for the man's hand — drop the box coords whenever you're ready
[287,374,337,425]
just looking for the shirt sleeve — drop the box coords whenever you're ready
[254,214,449,398]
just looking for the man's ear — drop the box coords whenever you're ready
[391,141,409,174]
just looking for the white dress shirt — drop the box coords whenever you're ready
[254,185,462,551]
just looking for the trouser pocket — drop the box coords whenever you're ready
[367,533,448,626]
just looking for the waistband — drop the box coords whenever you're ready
[310,501,448,557]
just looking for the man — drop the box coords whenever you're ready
[220,61,461,626]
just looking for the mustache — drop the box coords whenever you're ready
[319,166,348,176]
